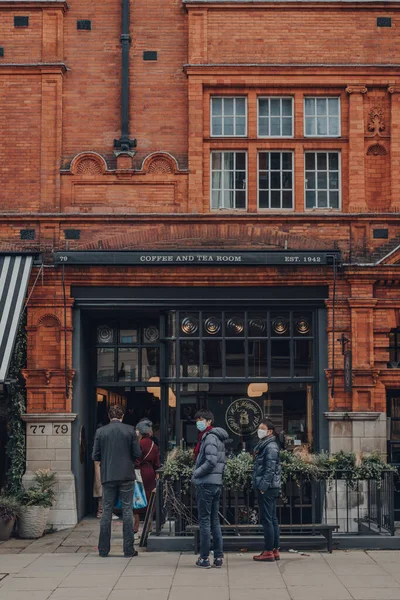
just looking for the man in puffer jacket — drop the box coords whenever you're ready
[252,418,282,562]
[192,410,229,569]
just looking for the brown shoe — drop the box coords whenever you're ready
[253,551,275,562]
[273,548,280,561]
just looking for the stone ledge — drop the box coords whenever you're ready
[324,411,381,421]
[22,413,77,423]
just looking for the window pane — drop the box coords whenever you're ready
[317,117,327,136]
[329,172,339,189]
[118,348,138,381]
[142,347,159,380]
[282,152,292,170]
[317,153,327,170]
[259,191,269,208]
[224,190,234,208]
[212,98,223,116]
[328,117,339,136]
[282,191,293,208]
[329,191,339,208]
[259,118,269,136]
[212,171,222,189]
[224,170,234,190]
[236,98,246,115]
[236,152,246,170]
[212,118,222,136]
[305,153,315,170]
[259,99,269,117]
[259,153,268,171]
[235,171,246,189]
[235,191,246,209]
[305,117,315,136]
[224,98,234,115]
[270,98,280,116]
[294,339,313,376]
[120,329,138,344]
[305,171,315,189]
[282,171,292,189]
[329,153,339,170]
[271,191,280,208]
[317,98,327,115]
[236,117,246,136]
[203,340,223,377]
[317,191,328,207]
[270,153,281,170]
[180,340,200,378]
[294,311,313,336]
[168,341,176,378]
[225,340,246,377]
[224,117,234,136]
[224,153,234,170]
[271,339,290,376]
[97,348,114,382]
[282,99,292,116]
[249,340,268,377]
[270,118,281,136]
[282,118,292,136]
[212,152,222,169]
[271,172,280,189]
[305,98,315,115]
[317,172,327,189]
[212,190,221,209]
[306,190,316,208]
[328,97,339,115]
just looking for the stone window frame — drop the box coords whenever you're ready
[210,151,247,211]
[210,96,247,138]
[257,96,294,138]
[304,96,341,138]
[304,151,341,210]
[258,151,294,211]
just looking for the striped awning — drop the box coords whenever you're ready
[0,255,33,382]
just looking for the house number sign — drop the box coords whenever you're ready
[29,424,70,435]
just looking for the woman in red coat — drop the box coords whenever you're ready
[134,420,161,535]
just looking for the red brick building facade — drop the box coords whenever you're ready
[1,0,400,527]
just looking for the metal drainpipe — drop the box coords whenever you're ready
[114,0,136,154]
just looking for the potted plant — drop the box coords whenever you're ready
[0,495,20,540]
[18,470,57,539]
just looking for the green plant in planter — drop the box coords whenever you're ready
[0,495,21,522]
[18,470,57,508]
[223,452,253,490]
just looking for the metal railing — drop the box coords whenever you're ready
[155,469,395,537]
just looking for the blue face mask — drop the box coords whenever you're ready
[196,421,207,432]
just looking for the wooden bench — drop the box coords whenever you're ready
[186,523,339,554]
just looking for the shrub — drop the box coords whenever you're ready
[0,495,20,522]
[18,470,57,509]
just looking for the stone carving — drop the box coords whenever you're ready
[367,106,386,137]
[147,158,174,174]
[366,143,387,156]
[76,158,103,175]
[346,86,368,95]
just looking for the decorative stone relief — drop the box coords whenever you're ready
[367,106,386,137]
[366,143,387,156]
[142,152,179,175]
[70,152,107,175]
[147,158,174,174]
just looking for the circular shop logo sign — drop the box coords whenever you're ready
[225,398,263,437]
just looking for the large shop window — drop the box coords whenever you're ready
[258,97,293,137]
[305,152,340,209]
[211,151,247,210]
[211,97,247,137]
[258,151,293,209]
[304,97,340,137]
[167,310,315,380]
[388,328,400,368]
[96,322,160,383]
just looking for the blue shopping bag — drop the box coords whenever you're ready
[115,481,147,510]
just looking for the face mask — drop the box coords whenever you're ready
[257,429,268,440]
[196,421,207,432]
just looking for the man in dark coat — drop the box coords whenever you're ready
[92,404,141,557]
[192,409,229,569]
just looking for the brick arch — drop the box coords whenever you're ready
[37,313,61,329]
[74,223,333,252]
[70,152,107,175]
[141,152,180,174]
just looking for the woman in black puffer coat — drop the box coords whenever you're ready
[252,418,282,562]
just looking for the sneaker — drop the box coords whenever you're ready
[112,514,119,520]
[253,551,275,562]
[213,558,223,568]
[273,548,280,561]
[124,550,138,558]
[196,558,212,569]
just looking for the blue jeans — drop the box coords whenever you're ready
[196,484,223,559]
[99,481,135,556]
[258,490,280,552]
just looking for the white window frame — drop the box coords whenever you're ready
[257,96,294,138]
[210,151,247,211]
[304,96,341,138]
[304,151,341,210]
[257,151,294,211]
[210,96,247,138]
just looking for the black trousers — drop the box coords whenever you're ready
[258,490,280,552]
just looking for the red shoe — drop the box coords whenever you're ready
[253,551,275,562]
[273,548,280,561]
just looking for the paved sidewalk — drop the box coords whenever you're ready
[1,549,400,600]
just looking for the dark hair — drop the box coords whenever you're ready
[261,418,285,449]
[261,418,276,432]
[194,409,214,424]
[109,404,125,420]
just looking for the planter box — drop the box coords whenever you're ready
[18,506,50,539]
[0,516,15,541]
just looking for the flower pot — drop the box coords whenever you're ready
[0,516,15,541]
[18,506,50,539]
